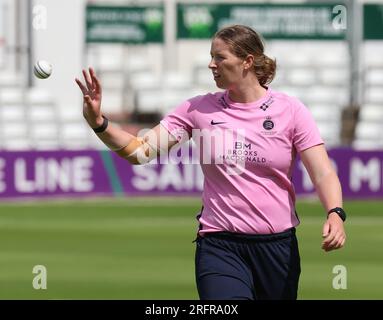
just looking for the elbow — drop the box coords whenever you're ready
[117,154,138,165]
[115,151,147,165]
[126,157,145,165]
[115,144,152,165]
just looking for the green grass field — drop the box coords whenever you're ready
[0,197,382,300]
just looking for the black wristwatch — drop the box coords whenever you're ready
[92,115,108,133]
[328,207,346,222]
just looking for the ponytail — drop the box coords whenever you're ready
[254,54,276,86]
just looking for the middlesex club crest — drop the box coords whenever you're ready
[262,116,274,130]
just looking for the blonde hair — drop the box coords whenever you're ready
[214,25,276,86]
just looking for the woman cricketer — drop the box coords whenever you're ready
[76,25,346,300]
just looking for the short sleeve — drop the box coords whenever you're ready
[160,95,202,143]
[292,99,324,152]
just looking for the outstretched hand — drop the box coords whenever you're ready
[75,67,103,128]
[321,213,346,252]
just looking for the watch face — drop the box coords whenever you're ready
[335,208,346,221]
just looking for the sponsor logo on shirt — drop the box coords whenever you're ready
[210,120,226,125]
[221,141,267,164]
[219,96,230,109]
[260,96,274,111]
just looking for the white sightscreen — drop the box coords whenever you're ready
[0,0,5,67]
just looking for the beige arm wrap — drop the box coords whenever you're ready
[115,137,157,165]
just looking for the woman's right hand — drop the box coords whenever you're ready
[75,67,104,128]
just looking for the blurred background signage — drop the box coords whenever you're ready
[177,3,346,40]
[86,5,164,44]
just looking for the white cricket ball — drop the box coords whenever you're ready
[33,60,52,79]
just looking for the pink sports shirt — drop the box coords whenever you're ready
[160,88,323,235]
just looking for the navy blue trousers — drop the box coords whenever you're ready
[195,228,300,300]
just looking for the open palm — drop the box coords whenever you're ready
[75,67,102,127]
